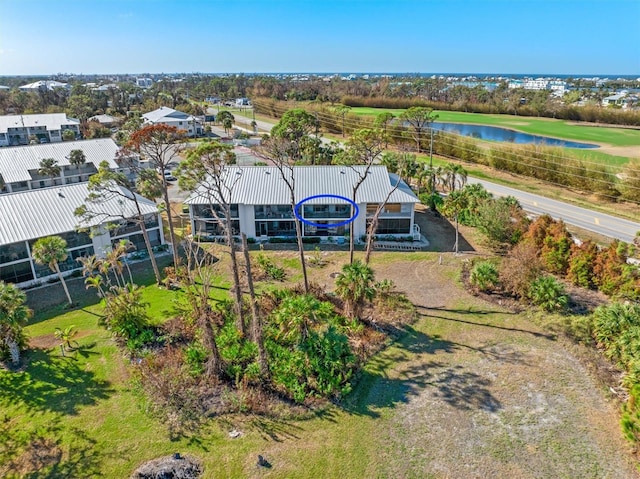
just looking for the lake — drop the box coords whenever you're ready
[430,122,599,149]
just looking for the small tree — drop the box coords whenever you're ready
[32,236,73,306]
[38,158,60,178]
[335,260,375,320]
[62,129,76,141]
[399,107,438,152]
[0,281,32,365]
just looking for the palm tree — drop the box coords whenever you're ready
[335,260,376,320]
[32,236,73,306]
[442,163,468,192]
[442,190,468,254]
[68,149,86,168]
[54,325,78,356]
[38,157,60,178]
[0,281,32,365]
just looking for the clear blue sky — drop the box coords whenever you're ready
[1,0,638,75]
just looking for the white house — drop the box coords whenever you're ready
[0,138,124,194]
[136,78,153,89]
[0,113,81,147]
[142,106,202,137]
[185,165,420,241]
[0,182,164,286]
[19,80,70,92]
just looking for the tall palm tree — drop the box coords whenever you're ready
[0,281,32,365]
[335,260,376,320]
[32,236,73,306]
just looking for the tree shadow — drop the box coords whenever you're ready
[343,325,503,418]
[417,306,556,340]
[0,415,108,478]
[414,209,475,253]
[0,349,114,415]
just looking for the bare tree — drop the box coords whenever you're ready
[364,174,404,265]
[259,136,310,293]
[335,128,387,263]
[241,234,268,379]
[176,141,246,336]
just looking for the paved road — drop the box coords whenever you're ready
[220,109,640,243]
[468,178,640,243]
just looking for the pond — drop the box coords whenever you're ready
[430,122,599,149]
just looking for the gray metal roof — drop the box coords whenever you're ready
[0,113,79,133]
[185,166,419,205]
[0,182,158,246]
[143,106,195,123]
[0,138,120,184]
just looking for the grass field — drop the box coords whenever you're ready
[2,249,637,478]
[350,107,640,148]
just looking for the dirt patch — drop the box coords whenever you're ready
[368,255,638,477]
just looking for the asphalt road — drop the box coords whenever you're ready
[468,177,640,243]
[221,108,640,243]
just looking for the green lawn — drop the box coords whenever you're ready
[2,253,636,477]
[350,107,640,148]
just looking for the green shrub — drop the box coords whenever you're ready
[470,261,499,292]
[184,342,208,377]
[527,275,568,312]
[256,253,286,281]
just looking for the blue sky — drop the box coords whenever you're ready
[1,0,638,75]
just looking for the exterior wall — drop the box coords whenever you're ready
[238,204,256,238]
[190,201,416,242]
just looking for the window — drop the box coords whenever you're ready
[0,242,29,264]
[0,261,34,283]
[368,218,411,235]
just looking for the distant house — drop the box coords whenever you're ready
[19,80,70,92]
[602,91,636,109]
[0,138,126,194]
[88,114,119,128]
[142,106,202,137]
[185,165,420,241]
[0,182,164,286]
[0,113,80,146]
[235,98,251,106]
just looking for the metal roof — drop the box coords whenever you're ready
[185,166,419,205]
[0,113,79,133]
[143,106,195,123]
[0,182,158,246]
[0,138,120,184]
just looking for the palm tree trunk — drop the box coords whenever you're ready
[7,339,20,365]
[54,262,73,306]
[199,311,222,378]
[242,234,269,379]
[294,217,309,293]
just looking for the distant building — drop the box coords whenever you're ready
[88,114,119,128]
[142,106,202,137]
[136,77,153,89]
[0,138,125,194]
[508,79,567,92]
[19,80,70,91]
[235,98,251,106]
[0,113,81,147]
[0,182,164,286]
[0,86,10,91]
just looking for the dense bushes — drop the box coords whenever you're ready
[591,303,640,444]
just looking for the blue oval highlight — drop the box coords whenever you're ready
[294,194,359,228]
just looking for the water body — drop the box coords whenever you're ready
[431,122,599,149]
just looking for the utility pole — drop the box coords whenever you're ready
[429,126,434,195]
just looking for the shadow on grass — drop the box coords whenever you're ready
[343,325,502,418]
[0,349,113,415]
[0,414,107,478]
[27,256,174,325]
[418,306,556,340]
